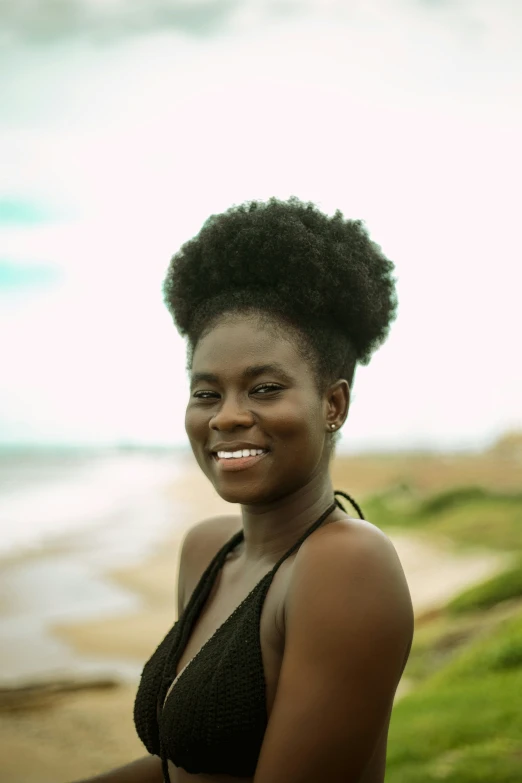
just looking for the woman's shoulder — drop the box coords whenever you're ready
[307,512,406,566]
[290,514,414,636]
[181,513,242,560]
[177,514,242,613]
[315,514,410,581]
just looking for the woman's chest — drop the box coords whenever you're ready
[165,553,293,713]
[164,555,295,782]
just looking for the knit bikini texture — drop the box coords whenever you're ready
[133,491,363,781]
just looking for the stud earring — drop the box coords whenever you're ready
[330,424,336,430]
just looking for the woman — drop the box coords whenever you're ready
[81,197,413,783]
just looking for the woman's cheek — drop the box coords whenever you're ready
[184,406,200,438]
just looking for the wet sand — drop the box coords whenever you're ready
[0,451,515,783]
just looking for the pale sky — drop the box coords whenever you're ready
[1,0,521,452]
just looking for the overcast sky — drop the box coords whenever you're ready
[1,0,521,452]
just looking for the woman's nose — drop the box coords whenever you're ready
[209,395,254,430]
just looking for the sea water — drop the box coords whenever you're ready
[0,447,190,684]
[0,447,185,558]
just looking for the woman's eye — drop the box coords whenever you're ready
[253,384,282,394]
[192,384,282,400]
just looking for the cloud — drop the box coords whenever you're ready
[0,0,242,44]
[1,0,521,447]
[1,0,521,48]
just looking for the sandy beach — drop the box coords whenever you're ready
[0,449,518,783]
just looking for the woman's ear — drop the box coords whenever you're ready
[326,379,350,427]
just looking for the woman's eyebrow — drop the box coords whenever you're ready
[190,363,293,388]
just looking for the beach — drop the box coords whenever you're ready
[0,447,518,783]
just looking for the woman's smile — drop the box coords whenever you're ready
[212,449,270,472]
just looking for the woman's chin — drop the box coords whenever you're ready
[214,488,259,505]
[212,481,270,506]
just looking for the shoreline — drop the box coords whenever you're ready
[0,455,235,689]
[2,453,512,688]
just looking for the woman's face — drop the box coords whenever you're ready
[185,314,333,505]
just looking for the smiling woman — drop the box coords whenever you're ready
[77,197,412,783]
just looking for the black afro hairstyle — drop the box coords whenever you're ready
[163,196,397,447]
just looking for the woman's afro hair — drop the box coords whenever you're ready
[163,196,397,393]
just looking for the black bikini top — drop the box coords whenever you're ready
[133,490,364,781]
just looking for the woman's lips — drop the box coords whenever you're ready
[212,451,269,472]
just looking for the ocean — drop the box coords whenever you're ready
[0,447,191,685]
[0,447,186,558]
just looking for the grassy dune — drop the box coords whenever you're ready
[357,478,522,781]
[331,437,522,781]
[387,609,522,782]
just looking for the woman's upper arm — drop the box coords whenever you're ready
[253,523,413,783]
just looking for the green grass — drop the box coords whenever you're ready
[367,485,522,551]
[447,561,522,615]
[387,614,522,782]
[418,486,492,515]
[422,497,522,551]
[380,485,522,781]
[438,613,522,681]
[404,614,488,682]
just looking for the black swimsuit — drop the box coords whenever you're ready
[133,490,363,780]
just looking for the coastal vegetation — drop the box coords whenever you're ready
[366,472,522,782]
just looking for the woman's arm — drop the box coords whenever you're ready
[253,521,414,783]
[73,754,163,783]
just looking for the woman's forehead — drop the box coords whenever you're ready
[192,318,303,371]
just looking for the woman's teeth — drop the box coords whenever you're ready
[216,449,266,459]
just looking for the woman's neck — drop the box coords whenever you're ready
[237,471,340,566]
